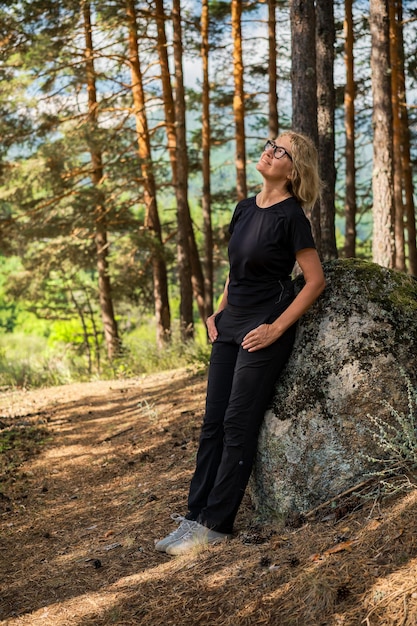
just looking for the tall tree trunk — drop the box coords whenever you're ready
[201,0,213,318]
[370,0,395,268]
[231,0,247,201]
[290,0,321,254]
[125,0,171,349]
[155,0,177,170]
[316,0,337,261]
[153,0,193,335]
[82,0,120,361]
[172,0,206,333]
[389,0,405,271]
[171,0,194,339]
[156,0,206,337]
[396,0,417,275]
[268,0,279,138]
[344,0,357,259]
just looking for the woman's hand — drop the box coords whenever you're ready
[241,323,279,352]
[242,248,325,353]
[207,276,230,343]
[206,313,219,343]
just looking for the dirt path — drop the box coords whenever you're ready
[1,368,417,625]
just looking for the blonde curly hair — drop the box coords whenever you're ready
[280,131,320,209]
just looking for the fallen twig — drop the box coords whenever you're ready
[304,478,375,519]
[100,426,133,443]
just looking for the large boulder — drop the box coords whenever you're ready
[250,259,417,521]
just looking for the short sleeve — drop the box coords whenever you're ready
[286,208,316,253]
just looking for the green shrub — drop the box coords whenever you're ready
[364,372,417,494]
[110,320,211,377]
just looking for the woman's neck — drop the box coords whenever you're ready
[256,185,292,208]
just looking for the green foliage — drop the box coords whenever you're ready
[13,311,52,337]
[111,320,211,378]
[1,0,416,391]
[0,318,211,389]
[0,257,23,333]
[0,334,74,387]
[46,318,88,345]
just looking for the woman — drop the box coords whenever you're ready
[155,131,326,556]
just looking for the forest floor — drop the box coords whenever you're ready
[1,367,417,626]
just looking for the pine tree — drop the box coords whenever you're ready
[290,0,321,253]
[316,0,337,261]
[388,0,406,271]
[343,0,357,259]
[267,0,279,138]
[82,0,121,360]
[201,0,214,318]
[231,0,247,202]
[370,0,395,268]
[125,0,171,348]
[396,1,417,275]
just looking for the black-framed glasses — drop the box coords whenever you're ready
[264,140,293,161]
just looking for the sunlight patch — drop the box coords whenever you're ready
[4,590,123,625]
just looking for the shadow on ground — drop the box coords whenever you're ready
[1,368,417,626]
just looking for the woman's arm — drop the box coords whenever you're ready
[241,248,325,352]
[206,275,230,343]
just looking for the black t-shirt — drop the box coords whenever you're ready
[227,195,316,307]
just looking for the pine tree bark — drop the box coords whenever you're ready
[155,0,177,168]
[82,0,120,361]
[201,0,213,318]
[344,0,357,258]
[268,0,279,138]
[125,0,171,349]
[396,0,417,275]
[171,0,194,339]
[316,0,337,261]
[231,0,247,201]
[388,0,405,271]
[290,0,321,254]
[156,0,206,337]
[370,0,395,268]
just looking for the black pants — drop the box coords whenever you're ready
[186,287,296,534]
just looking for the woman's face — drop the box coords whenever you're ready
[256,134,293,181]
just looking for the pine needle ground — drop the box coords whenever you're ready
[1,369,417,626]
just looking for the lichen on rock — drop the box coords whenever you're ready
[250,259,417,521]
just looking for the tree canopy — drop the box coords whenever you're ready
[1,0,416,372]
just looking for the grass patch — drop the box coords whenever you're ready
[0,333,75,388]
[0,320,211,389]
[116,324,210,376]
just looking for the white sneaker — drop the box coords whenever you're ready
[155,515,199,552]
[165,522,232,556]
